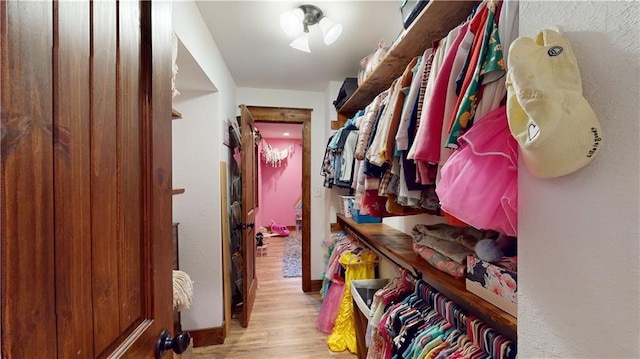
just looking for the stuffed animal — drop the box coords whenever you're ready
[475,234,517,262]
[256,232,264,247]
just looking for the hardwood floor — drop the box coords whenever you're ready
[192,235,355,359]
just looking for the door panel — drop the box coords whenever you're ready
[0,1,57,357]
[118,0,143,333]
[240,105,258,328]
[53,0,93,356]
[91,0,122,353]
[1,1,174,357]
[125,0,175,356]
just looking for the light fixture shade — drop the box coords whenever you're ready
[280,8,304,37]
[289,32,310,53]
[319,17,342,45]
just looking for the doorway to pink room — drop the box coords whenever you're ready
[254,122,303,277]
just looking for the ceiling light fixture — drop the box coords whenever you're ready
[280,4,343,53]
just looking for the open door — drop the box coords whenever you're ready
[1,1,182,357]
[239,105,259,327]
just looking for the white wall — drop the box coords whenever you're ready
[172,91,221,330]
[172,0,237,330]
[237,87,329,279]
[517,1,640,357]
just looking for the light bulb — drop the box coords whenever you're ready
[280,8,304,37]
[319,17,342,45]
[289,32,310,53]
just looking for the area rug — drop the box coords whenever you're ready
[282,234,302,278]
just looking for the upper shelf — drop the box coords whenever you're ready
[336,214,517,342]
[337,0,479,118]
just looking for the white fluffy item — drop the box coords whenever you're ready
[475,234,517,263]
[172,270,194,311]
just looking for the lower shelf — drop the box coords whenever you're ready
[336,214,517,342]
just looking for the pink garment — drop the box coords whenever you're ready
[414,23,469,166]
[413,242,467,278]
[435,106,518,236]
[437,23,477,185]
[316,281,345,334]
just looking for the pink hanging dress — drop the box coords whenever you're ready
[435,105,518,236]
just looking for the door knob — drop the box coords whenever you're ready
[241,222,255,229]
[156,329,191,358]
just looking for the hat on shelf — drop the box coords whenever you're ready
[506,29,603,179]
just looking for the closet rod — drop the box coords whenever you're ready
[342,225,420,280]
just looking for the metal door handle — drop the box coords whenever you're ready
[156,329,191,358]
[241,222,255,229]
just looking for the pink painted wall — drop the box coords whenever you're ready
[257,138,302,228]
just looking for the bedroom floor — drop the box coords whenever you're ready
[192,236,355,358]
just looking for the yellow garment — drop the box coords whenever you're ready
[327,250,377,353]
[418,337,443,359]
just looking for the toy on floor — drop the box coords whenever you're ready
[271,220,290,237]
[256,232,265,247]
[256,232,269,256]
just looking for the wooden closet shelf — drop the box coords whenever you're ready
[337,0,480,118]
[336,213,517,342]
[330,118,346,130]
[172,108,183,119]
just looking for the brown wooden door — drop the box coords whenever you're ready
[239,105,258,328]
[1,1,175,358]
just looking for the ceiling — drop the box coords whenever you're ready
[195,1,406,92]
[254,122,303,139]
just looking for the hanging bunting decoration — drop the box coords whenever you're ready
[261,140,295,167]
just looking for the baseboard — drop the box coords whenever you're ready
[189,324,225,347]
[310,279,323,293]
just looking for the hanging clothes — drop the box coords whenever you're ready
[369,278,516,359]
[327,249,378,353]
[318,234,358,334]
[410,22,468,180]
[367,271,414,359]
[323,0,519,237]
[446,0,505,148]
[436,105,518,236]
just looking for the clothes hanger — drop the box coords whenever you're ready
[451,333,470,354]
[463,344,483,359]
[444,328,462,344]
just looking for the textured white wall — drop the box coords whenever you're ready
[237,87,328,279]
[172,0,237,330]
[172,91,221,330]
[518,1,640,357]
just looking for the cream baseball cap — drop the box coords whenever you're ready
[506,29,603,179]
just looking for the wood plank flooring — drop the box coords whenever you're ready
[192,235,355,359]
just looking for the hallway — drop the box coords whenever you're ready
[193,236,355,358]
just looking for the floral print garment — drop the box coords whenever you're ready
[467,255,517,304]
[446,1,505,148]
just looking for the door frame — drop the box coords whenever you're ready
[245,106,313,292]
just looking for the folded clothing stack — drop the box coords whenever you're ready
[410,223,490,278]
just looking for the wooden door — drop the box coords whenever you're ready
[239,105,258,327]
[1,1,175,357]
[244,106,313,292]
